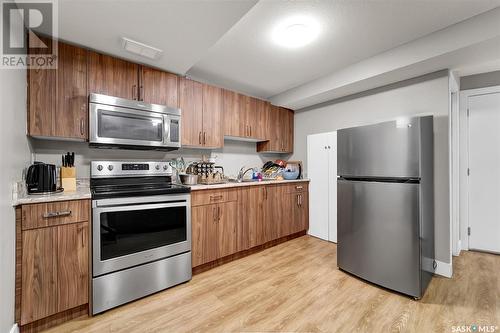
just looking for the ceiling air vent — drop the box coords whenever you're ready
[121,37,163,60]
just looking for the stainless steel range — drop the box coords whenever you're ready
[90,161,191,314]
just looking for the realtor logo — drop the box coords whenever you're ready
[1,0,58,68]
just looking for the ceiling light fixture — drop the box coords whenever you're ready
[122,37,163,60]
[272,16,320,48]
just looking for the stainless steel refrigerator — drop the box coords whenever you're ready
[337,116,435,299]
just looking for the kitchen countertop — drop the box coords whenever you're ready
[12,178,310,205]
[13,179,91,206]
[189,178,309,191]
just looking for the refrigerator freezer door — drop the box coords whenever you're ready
[337,179,421,297]
[337,118,421,178]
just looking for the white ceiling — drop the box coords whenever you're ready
[55,0,500,104]
[188,0,500,99]
[57,0,258,74]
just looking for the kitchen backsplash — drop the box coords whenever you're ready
[30,138,286,179]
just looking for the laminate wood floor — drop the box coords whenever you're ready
[46,236,499,333]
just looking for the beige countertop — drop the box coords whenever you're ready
[189,178,309,191]
[13,179,91,206]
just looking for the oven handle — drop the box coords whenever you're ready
[93,201,187,213]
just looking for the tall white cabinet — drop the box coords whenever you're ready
[307,131,337,242]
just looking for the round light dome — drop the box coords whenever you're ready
[272,16,320,48]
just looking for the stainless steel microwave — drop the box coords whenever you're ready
[89,93,181,150]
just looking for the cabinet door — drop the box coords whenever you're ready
[282,107,294,153]
[28,36,56,137]
[217,201,238,258]
[270,185,290,239]
[246,186,267,248]
[179,78,203,147]
[21,227,58,325]
[88,51,139,100]
[241,94,255,138]
[257,105,282,152]
[202,84,223,148]
[140,66,178,107]
[290,192,308,234]
[57,222,89,312]
[192,204,218,267]
[254,99,269,140]
[55,42,88,139]
[223,89,243,137]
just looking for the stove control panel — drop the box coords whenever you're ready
[91,161,172,178]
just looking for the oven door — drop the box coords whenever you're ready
[92,194,191,277]
[89,102,168,148]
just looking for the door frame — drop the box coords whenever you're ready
[459,85,500,251]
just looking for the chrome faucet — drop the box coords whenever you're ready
[237,167,254,183]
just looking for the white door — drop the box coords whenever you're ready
[328,132,337,242]
[468,92,500,253]
[307,133,330,240]
[307,132,337,242]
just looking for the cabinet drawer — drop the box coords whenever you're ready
[191,189,238,206]
[22,200,90,230]
[281,182,309,194]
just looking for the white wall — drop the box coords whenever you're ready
[0,70,32,331]
[31,139,281,179]
[293,75,451,265]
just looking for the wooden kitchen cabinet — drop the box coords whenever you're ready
[16,199,90,328]
[202,84,224,148]
[223,91,269,140]
[57,222,89,311]
[28,37,88,139]
[139,66,178,107]
[217,201,238,258]
[191,190,238,266]
[191,182,309,270]
[180,78,223,148]
[257,106,294,153]
[192,204,219,267]
[179,77,203,146]
[88,51,139,100]
[21,227,58,324]
[223,89,242,138]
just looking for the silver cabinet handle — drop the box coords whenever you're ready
[218,206,221,222]
[296,185,303,190]
[42,210,72,218]
[203,132,206,145]
[80,118,84,135]
[132,85,137,100]
[199,132,202,145]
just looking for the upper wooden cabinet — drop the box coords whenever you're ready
[181,78,223,149]
[223,91,269,141]
[88,51,139,100]
[257,106,294,153]
[179,77,203,146]
[139,66,178,107]
[28,37,87,139]
[202,84,223,148]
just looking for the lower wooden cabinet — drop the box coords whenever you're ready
[191,182,309,268]
[16,200,90,328]
[191,190,238,267]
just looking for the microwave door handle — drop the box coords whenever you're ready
[164,115,170,144]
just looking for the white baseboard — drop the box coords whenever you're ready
[9,323,19,333]
[434,260,453,278]
[452,240,462,257]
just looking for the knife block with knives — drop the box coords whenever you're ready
[61,152,76,192]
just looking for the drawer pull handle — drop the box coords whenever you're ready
[42,210,72,218]
[296,186,303,190]
[210,195,223,201]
